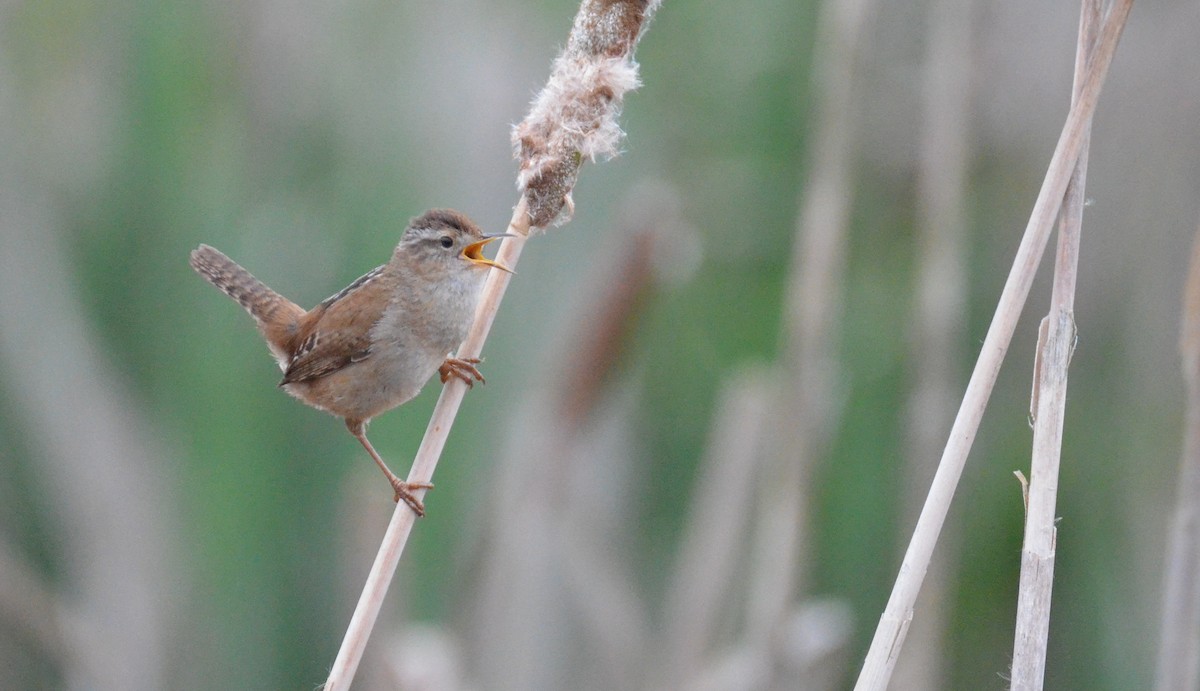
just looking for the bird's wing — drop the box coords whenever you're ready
[279,266,391,385]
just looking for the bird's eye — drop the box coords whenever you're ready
[439,235,454,249]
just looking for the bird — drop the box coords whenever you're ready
[189,209,511,516]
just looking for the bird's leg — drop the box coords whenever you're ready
[439,356,485,387]
[345,419,432,517]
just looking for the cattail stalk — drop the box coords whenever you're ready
[1154,220,1200,689]
[324,2,660,688]
[0,187,177,690]
[746,0,874,645]
[1010,0,1098,686]
[662,370,771,686]
[894,0,974,688]
[854,2,1133,688]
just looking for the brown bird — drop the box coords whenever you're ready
[189,209,511,516]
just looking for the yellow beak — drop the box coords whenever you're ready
[462,234,515,273]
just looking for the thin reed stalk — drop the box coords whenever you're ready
[747,0,874,644]
[854,2,1134,688]
[1154,218,1200,691]
[894,0,974,688]
[0,188,178,690]
[1009,1,1098,687]
[661,370,771,687]
[0,538,68,663]
[324,2,661,688]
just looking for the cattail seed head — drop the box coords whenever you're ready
[513,0,661,229]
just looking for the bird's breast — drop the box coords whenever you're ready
[373,274,480,358]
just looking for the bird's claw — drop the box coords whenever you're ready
[439,357,486,388]
[391,479,434,517]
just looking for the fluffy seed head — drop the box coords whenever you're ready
[513,0,661,229]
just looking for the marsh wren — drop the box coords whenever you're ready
[189,209,511,516]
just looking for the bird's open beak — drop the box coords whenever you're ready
[462,234,515,273]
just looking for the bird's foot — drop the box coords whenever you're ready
[439,357,485,387]
[391,478,434,517]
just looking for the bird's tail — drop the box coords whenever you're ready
[189,245,304,355]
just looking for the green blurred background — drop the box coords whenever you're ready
[1,0,1197,688]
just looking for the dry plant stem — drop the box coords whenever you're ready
[0,190,177,688]
[1009,1,1097,687]
[324,198,531,691]
[1154,219,1200,691]
[662,371,770,685]
[854,2,1133,688]
[0,538,68,661]
[748,0,873,642]
[894,0,974,688]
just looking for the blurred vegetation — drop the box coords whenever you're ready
[1,0,1196,689]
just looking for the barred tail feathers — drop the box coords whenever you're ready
[189,244,303,357]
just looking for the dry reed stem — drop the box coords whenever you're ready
[661,370,771,686]
[894,1,974,688]
[325,2,660,687]
[0,538,68,662]
[381,626,468,690]
[747,0,874,644]
[1154,217,1200,690]
[1009,1,1098,687]
[854,2,1133,688]
[558,507,648,689]
[0,187,177,689]
[689,600,853,691]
